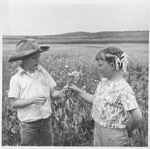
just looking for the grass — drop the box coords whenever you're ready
[2,43,148,146]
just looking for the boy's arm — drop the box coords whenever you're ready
[9,96,47,109]
[9,97,34,109]
[45,71,60,99]
[126,107,143,137]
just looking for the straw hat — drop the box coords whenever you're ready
[8,38,49,62]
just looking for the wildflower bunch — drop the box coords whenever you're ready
[63,70,81,97]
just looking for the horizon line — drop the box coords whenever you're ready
[3,30,149,37]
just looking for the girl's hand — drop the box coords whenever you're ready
[127,130,134,138]
[68,84,82,95]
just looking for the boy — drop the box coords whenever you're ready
[8,39,64,146]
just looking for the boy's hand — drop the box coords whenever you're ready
[68,84,82,95]
[57,89,66,98]
[32,96,47,106]
[51,88,65,99]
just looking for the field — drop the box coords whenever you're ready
[2,43,148,146]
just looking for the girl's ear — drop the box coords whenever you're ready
[110,63,116,70]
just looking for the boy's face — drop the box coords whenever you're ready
[22,52,41,71]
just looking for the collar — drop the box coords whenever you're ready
[17,64,44,75]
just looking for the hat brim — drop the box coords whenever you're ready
[8,46,49,62]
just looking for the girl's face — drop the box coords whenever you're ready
[22,52,41,72]
[96,53,115,78]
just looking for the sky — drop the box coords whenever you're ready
[2,0,150,35]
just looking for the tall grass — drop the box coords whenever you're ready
[2,43,148,146]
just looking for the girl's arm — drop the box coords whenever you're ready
[69,84,94,104]
[126,107,143,137]
[77,90,94,104]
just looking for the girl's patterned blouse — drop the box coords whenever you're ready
[92,77,138,129]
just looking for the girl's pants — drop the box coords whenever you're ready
[20,116,54,146]
[94,122,129,146]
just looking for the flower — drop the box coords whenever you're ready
[68,71,80,79]
[65,65,68,68]
[63,84,69,90]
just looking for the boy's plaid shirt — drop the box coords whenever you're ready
[92,78,138,129]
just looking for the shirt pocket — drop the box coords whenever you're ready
[19,78,32,90]
[40,78,49,87]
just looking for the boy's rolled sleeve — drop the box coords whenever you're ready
[120,87,138,111]
[8,75,20,99]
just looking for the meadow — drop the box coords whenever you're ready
[2,43,148,146]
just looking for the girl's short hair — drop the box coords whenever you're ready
[95,47,129,73]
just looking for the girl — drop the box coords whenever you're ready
[69,47,143,146]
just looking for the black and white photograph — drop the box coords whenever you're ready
[1,0,149,147]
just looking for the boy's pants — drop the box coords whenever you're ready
[20,116,54,146]
[94,122,129,146]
